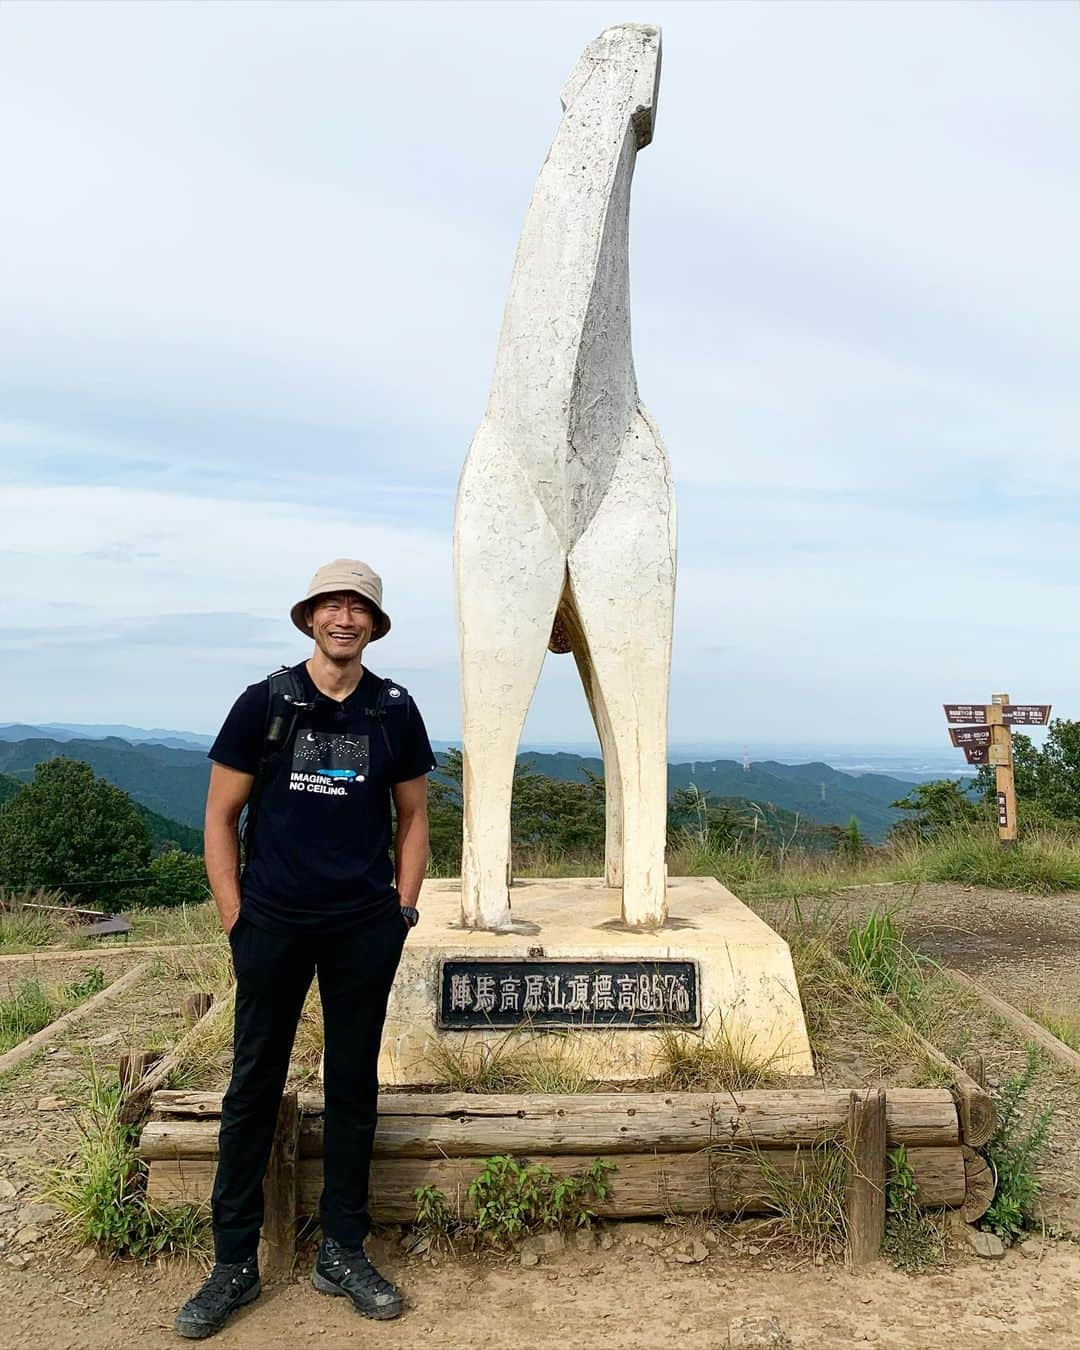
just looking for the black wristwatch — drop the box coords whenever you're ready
[400,905,420,930]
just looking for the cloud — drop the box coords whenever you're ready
[0,1,1077,746]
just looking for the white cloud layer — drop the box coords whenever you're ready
[1,1,1077,747]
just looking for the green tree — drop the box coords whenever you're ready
[0,758,152,909]
[890,779,979,840]
[146,848,209,909]
[1033,719,1080,821]
[511,761,606,857]
[428,748,464,871]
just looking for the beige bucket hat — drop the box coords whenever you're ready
[290,559,391,640]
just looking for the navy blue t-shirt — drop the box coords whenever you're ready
[208,663,436,933]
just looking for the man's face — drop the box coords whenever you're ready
[308,591,376,664]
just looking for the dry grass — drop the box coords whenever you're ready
[426,1029,600,1094]
[1021,1001,1080,1051]
[655,1020,788,1092]
[746,1140,850,1259]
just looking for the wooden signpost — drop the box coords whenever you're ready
[943,695,1051,846]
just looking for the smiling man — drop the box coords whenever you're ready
[175,559,435,1340]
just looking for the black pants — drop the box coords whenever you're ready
[211,906,407,1263]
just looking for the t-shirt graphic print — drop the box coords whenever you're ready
[289,730,370,796]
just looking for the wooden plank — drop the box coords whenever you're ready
[181,992,214,1028]
[259,1091,299,1282]
[148,1145,966,1220]
[120,990,234,1126]
[119,1050,163,1094]
[142,1087,959,1156]
[844,1089,886,1271]
[0,960,151,1076]
[950,967,1080,1081]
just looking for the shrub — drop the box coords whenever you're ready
[981,1045,1053,1245]
[145,849,209,909]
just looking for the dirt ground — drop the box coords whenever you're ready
[4,885,1080,1348]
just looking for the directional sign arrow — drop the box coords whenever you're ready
[944,704,988,725]
[950,726,992,748]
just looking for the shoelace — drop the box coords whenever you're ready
[190,1264,255,1317]
[325,1249,396,1296]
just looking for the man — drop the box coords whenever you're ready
[175,559,435,1340]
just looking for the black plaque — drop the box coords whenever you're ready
[964,745,989,765]
[944,704,987,725]
[1002,705,1051,726]
[438,958,700,1030]
[950,726,992,748]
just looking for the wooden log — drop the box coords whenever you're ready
[140,1087,959,1158]
[961,1146,996,1223]
[120,989,234,1126]
[119,1050,163,1094]
[181,992,214,1028]
[259,1091,299,1282]
[864,989,995,1148]
[0,961,151,1077]
[147,1144,966,1220]
[845,1089,886,1271]
[950,967,1080,1082]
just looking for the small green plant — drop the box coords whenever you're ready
[411,1155,615,1252]
[882,1145,944,1272]
[63,965,106,1002]
[470,1154,551,1246]
[981,1045,1053,1245]
[413,1183,459,1250]
[548,1159,616,1229]
[44,1065,210,1260]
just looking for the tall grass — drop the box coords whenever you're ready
[0,889,75,952]
[0,966,110,1053]
[43,1065,210,1260]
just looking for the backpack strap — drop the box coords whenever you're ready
[241,666,314,864]
[363,677,411,759]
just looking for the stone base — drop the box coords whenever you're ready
[380,877,814,1084]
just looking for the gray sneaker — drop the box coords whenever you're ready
[174,1257,260,1339]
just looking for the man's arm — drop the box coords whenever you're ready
[392,774,429,908]
[205,762,255,934]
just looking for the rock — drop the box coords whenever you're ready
[88,1031,122,1048]
[640,1234,664,1252]
[570,1229,595,1253]
[1019,1235,1048,1260]
[36,1098,64,1113]
[14,1227,43,1247]
[599,1230,615,1250]
[0,1179,17,1200]
[520,1249,540,1268]
[73,1248,97,1272]
[966,1228,1006,1260]
[728,1315,792,1349]
[400,1232,430,1257]
[520,1231,564,1258]
[673,1238,709,1265]
[19,1203,61,1227]
[703,1230,719,1247]
[7,1254,28,1269]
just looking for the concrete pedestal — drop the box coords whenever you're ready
[380,877,814,1085]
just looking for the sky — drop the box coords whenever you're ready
[1,0,1077,752]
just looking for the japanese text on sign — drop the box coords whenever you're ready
[949,727,992,748]
[944,705,988,725]
[438,959,700,1029]
[1002,705,1052,726]
[996,792,1009,829]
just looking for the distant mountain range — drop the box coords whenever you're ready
[0,722,214,751]
[0,728,930,843]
